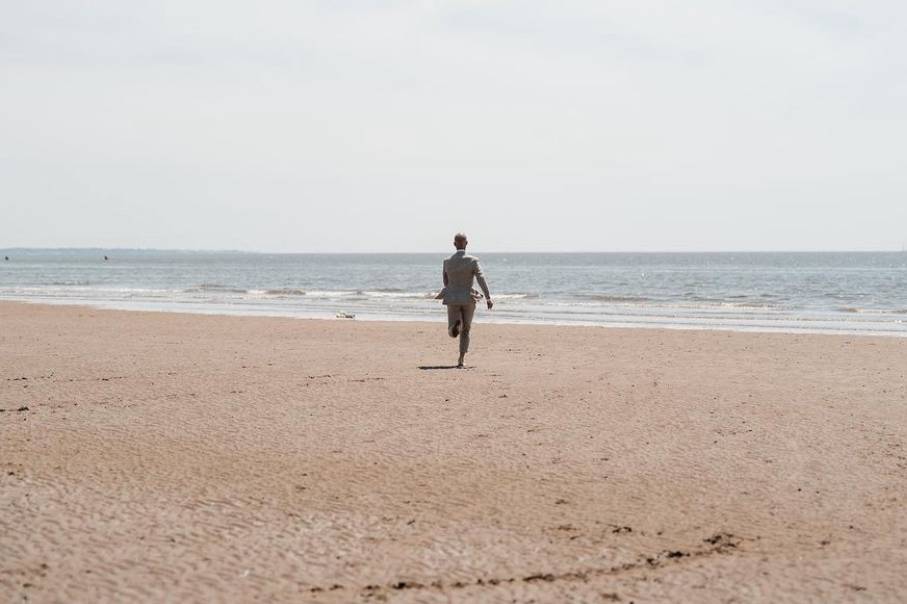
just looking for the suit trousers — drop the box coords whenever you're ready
[447,302,476,355]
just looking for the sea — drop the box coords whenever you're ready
[1,249,906,337]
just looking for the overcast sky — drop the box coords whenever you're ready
[2,1,905,252]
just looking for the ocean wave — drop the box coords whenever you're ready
[576,294,651,303]
[495,292,540,300]
[690,296,728,303]
[727,302,776,309]
[304,290,359,298]
[836,307,901,315]
[555,297,786,312]
[659,295,779,309]
[824,292,870,300]
[184,283,248,294]
[263,288,307,297]
[359,290,435,299]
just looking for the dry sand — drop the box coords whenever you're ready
[2,301,906,603]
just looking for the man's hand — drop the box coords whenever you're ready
[486,299,494,310]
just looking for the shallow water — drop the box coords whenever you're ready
[2,249,905,336]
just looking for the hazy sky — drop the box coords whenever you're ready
[2,1,906,252]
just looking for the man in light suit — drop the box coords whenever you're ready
[441,233,493,368]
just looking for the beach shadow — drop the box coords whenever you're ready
[418,365,463,370]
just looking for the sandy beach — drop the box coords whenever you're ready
[2,301,906,603]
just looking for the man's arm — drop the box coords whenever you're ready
[442,262,449,286]
[474,261,493,309]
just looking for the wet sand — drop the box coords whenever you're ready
[2,301,906,602]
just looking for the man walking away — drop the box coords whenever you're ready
[440,233,493,368]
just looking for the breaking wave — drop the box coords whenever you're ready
[575,294,651,303]
[184,283,248,294]
[263,288,306,297]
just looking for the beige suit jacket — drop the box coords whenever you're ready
[439,250,491,306]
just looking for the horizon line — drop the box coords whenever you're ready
[1,246,905,255]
